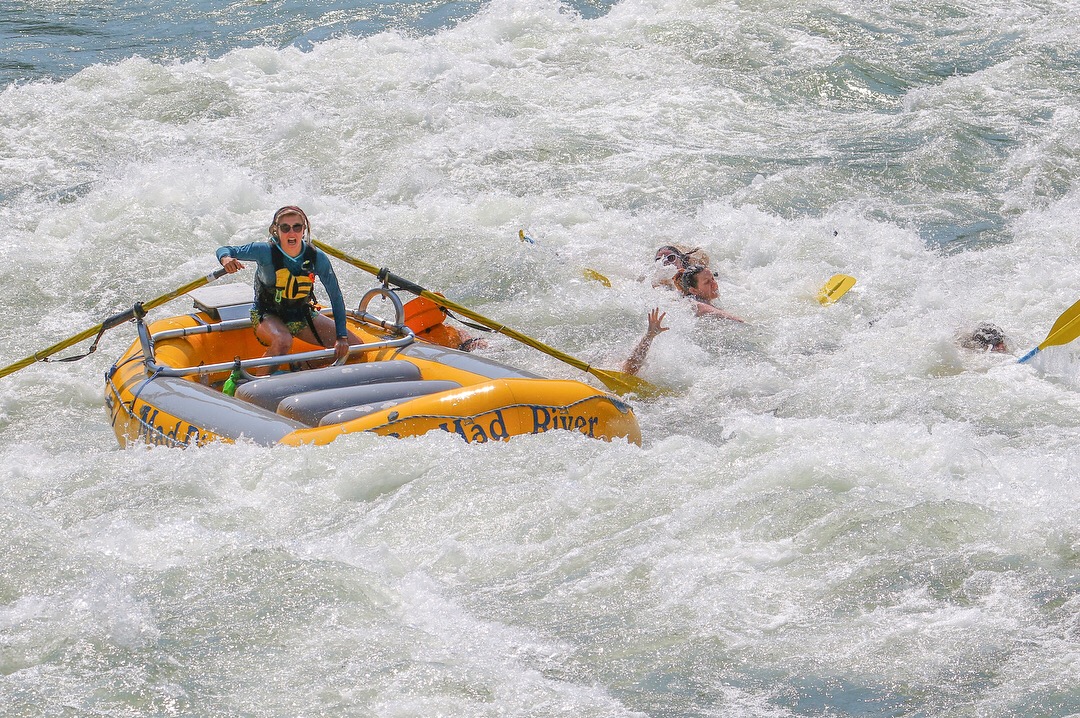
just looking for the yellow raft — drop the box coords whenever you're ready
[105,283,640,448]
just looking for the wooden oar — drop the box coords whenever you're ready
[1018,297,1080,363]
[313,240,660,397]
[0,268,227,380]
[817,274,857,305]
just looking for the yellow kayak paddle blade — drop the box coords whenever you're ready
[1038,296,1080,350]
[818,274,857,305]
[1019,296,1080,363]
[582,268,611,287]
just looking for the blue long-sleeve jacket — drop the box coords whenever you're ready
[215,240,349,339]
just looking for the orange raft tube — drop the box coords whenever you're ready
[104,284,640,448]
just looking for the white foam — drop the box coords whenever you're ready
[2,0,1079,713]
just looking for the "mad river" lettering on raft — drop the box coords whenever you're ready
[437,406,601,443]
[136,404,203,447]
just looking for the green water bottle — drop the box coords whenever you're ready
[222,363,242,396]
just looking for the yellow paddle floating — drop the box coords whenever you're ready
[817,274,857,305]
[582,268,612,287]
[1018,297,1080,363]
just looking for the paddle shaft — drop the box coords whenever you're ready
[314,241,596,373]
[1017,347,1039,364]
[0,268,227,380]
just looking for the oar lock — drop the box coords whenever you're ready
[46,302,151,366]
[100,303,146,332]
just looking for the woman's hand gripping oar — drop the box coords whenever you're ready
[312,240,661,397]
[1018,297,1080,363]
[0,268,228,380]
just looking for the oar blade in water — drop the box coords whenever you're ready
[590,368,667,398]
[582,268,611,287]
[817,274,857,305]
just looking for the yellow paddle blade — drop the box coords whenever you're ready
[818,274,857,305]
[590,368,669,398]
[1038,297,1080,350]
[582,268,611,287]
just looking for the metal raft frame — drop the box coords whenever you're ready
[133,287,415,381]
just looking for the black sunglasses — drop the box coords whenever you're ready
[277,222,305,234]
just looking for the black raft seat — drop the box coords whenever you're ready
[234,361,421,413]
[278,380,462,426]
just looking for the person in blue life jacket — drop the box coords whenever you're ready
[216,206,360,374]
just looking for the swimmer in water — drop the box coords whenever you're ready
[651,245,710,289]
[677,265,745,322]
[622,307,669,376]
[957,322,1009,353]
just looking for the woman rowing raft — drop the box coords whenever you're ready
[215,205,362,373]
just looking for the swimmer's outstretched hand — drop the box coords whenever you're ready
[622,307,669,378]
[646,307,669,337]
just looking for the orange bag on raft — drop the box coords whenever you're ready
[403,296,464,350]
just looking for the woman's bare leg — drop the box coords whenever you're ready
[254,315,294,375]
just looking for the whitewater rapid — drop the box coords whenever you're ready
[1,0,1078,715]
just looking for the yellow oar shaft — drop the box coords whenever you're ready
[313,241,652,394]
[140,269,227,313]
[0,268,226,380]
[314,241,593,371]
[0,327,105,379]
